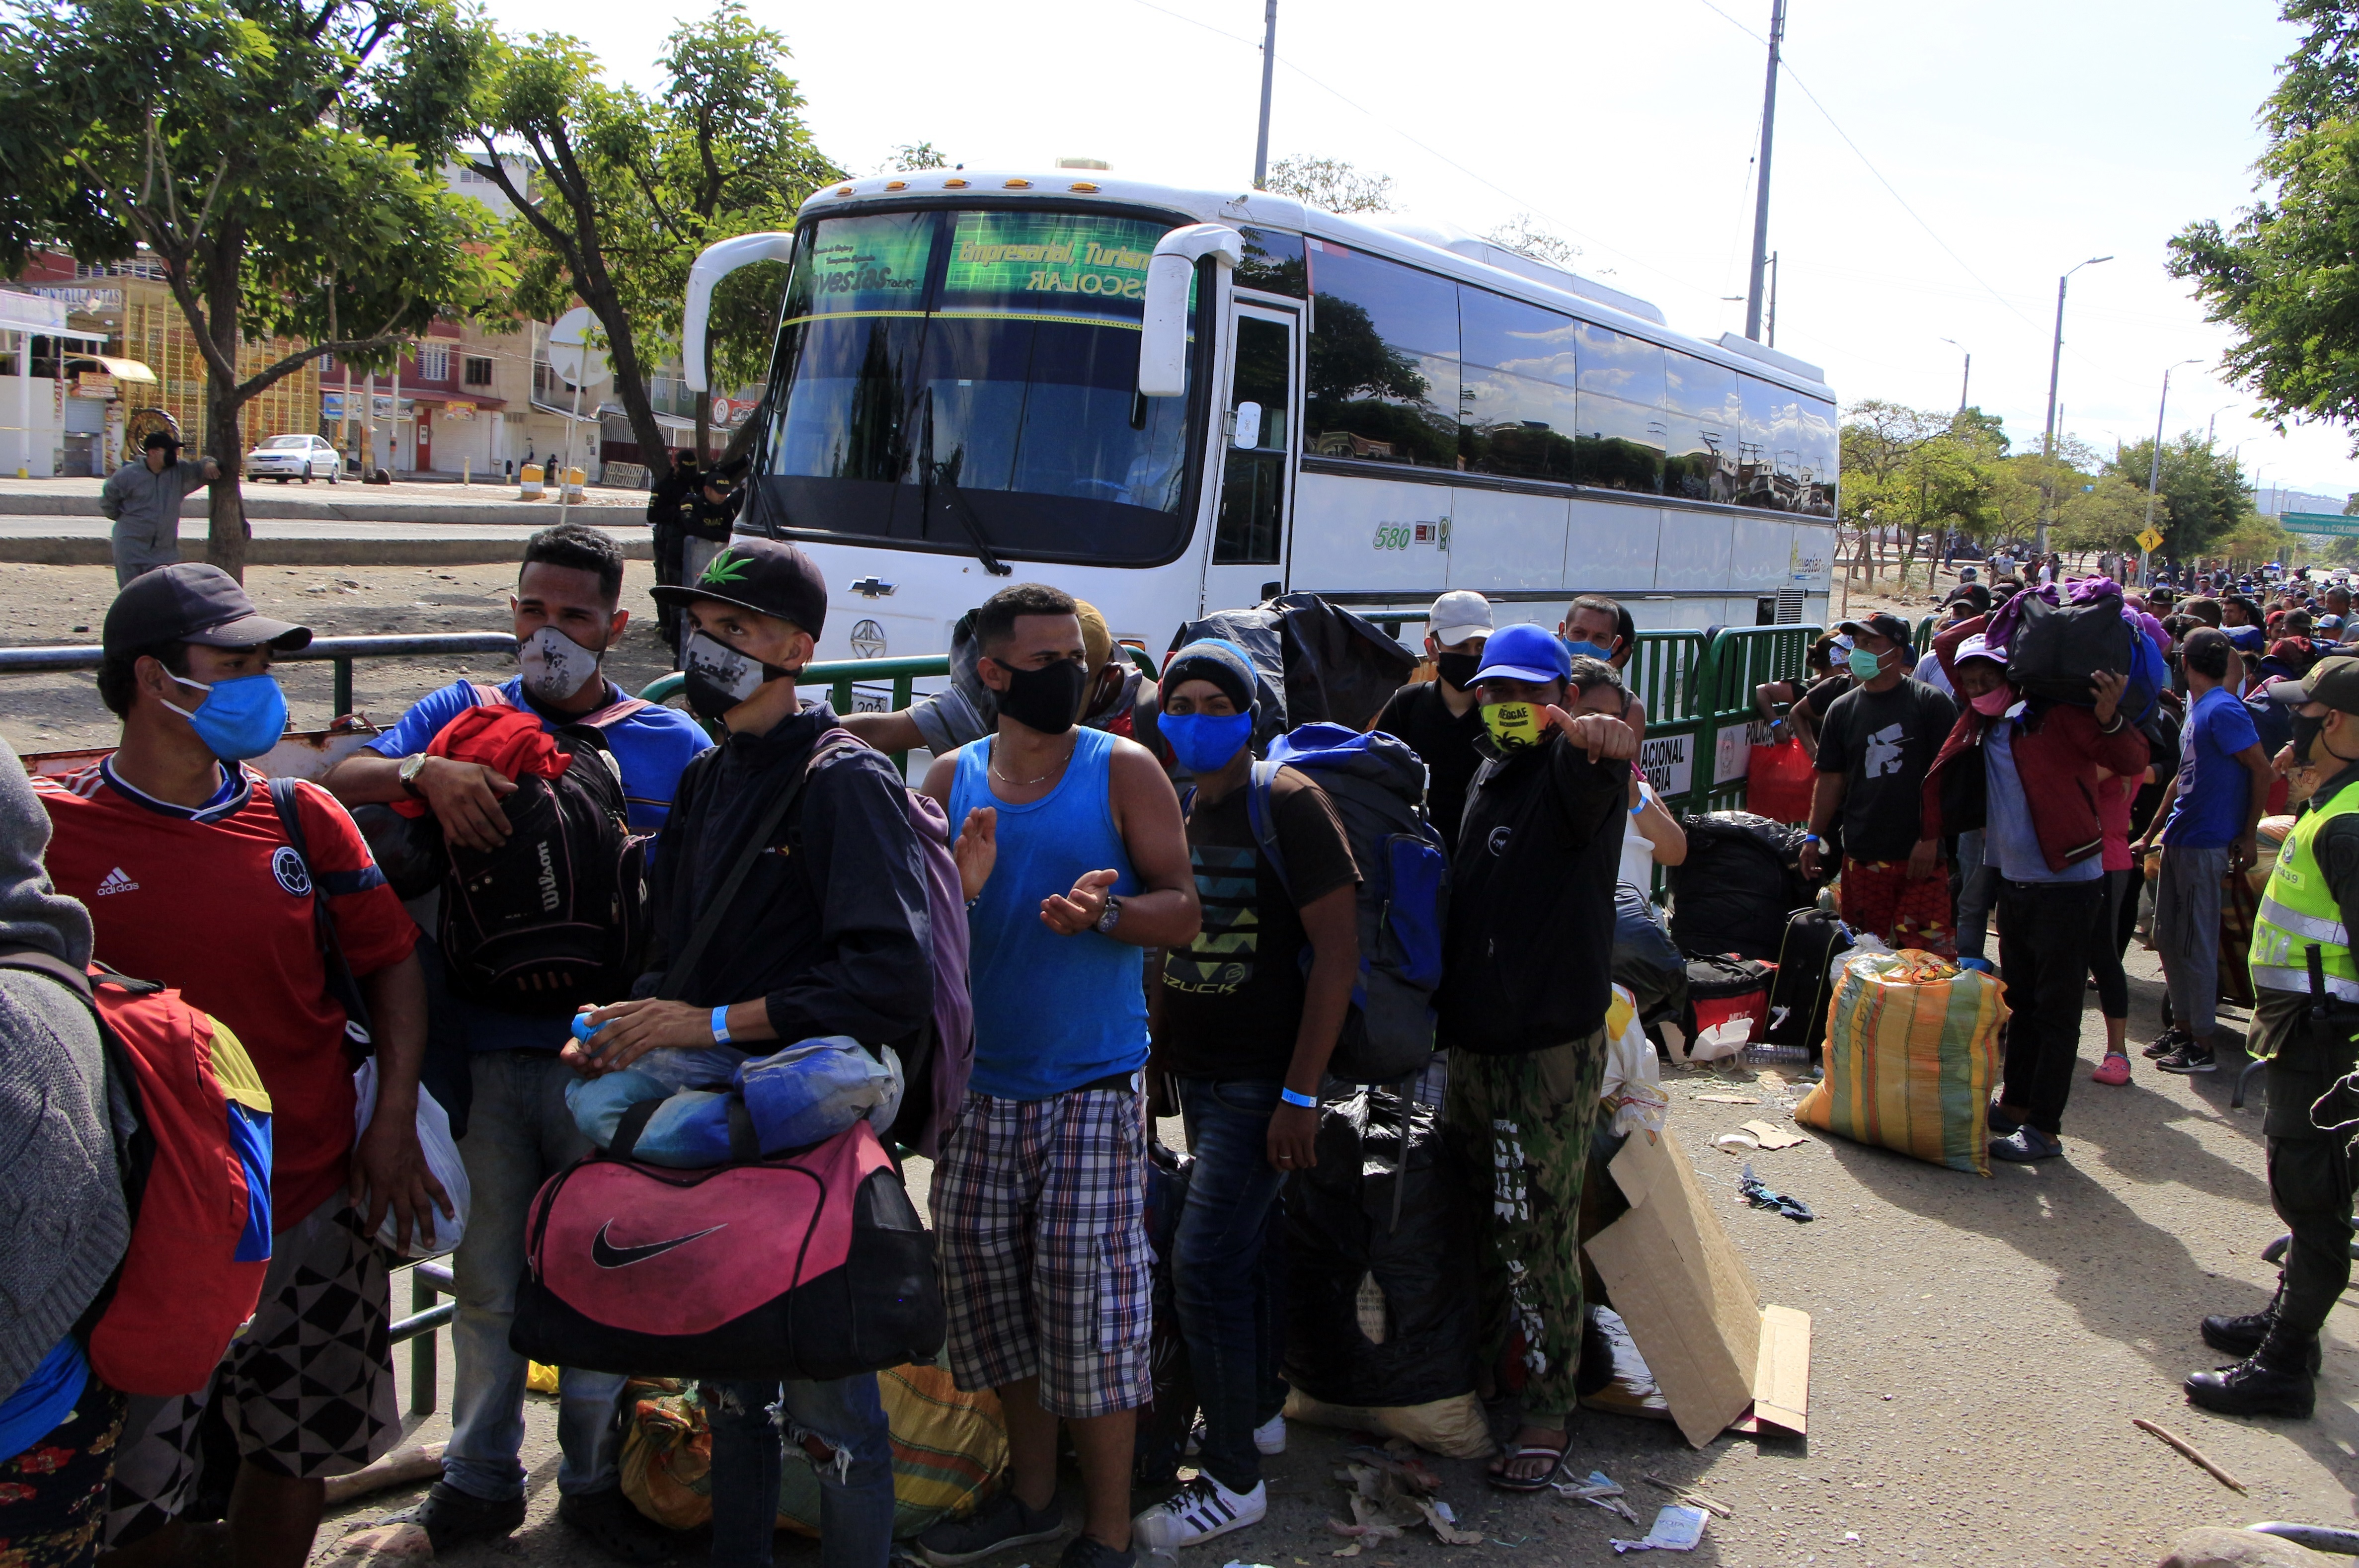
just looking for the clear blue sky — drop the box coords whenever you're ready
[481,0,2358,508]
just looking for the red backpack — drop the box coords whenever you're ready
[0,951,274,1396]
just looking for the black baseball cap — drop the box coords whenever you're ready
[651,536,827,637]
[2265,647,2359,713]
[1944,583,1993,614]
[1837,613,1912,647]
[103,562,311,656]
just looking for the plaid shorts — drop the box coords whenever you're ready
[104,1197,395,1548]
[1840,856,1956,957]
[933,1086,1152,1419]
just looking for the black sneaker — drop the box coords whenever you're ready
[916,1487,1065,1568]
[384,1482,526,1555]
[2157,1043,2218,1075]
[557,1485,672,1565]
[2144,1026,2192,1060]
[1058,1534,1137,1568]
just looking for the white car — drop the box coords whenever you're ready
[244,433,340,483]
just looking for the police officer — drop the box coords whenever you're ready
[644,448,700,652]
[2186,648,2359,1418]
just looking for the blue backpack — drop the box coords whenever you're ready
[1242,724,1450,1083]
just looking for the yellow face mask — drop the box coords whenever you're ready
[1481,700,1544,751]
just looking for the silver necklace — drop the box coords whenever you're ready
[990,737,1070,787]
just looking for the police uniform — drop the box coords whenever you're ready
[644,456,700,651]
[2187,655,2359,1418]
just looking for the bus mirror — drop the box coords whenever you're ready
[1232,401,1262,449]
[1139,224,1244,398]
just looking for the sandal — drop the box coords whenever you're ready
[1487,1442,1570,1492]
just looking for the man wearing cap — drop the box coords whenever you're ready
[34,564,444,1568]
[1801,613,1960,954]
[98,431,219,587]
[2186,652,2359,1417]
[1132,638,1358,1550]
[1373,590,1492,849]
[1430,624,1636,1490]
[569,537,931,1568]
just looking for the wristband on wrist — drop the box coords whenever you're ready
[1279,1086,1316,1108]
[710,1005,732,1045]
[1803,832,1823,846]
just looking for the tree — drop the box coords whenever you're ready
[883,141,951,172]
[1264,155,1393,213]
[0,0,505,578]
[450,4,838,483]
[1836,399,2004,583]
[2169,2,2359,451]
[2106,433,2255,559]
[1485,213,1577,268]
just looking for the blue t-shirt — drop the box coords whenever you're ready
[365,676,709,835]
[0,1338,88,1467]
[2161,685,2260,849]
[2225,625,2265,655]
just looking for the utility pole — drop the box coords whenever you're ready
[1252,0,1278,189]
[1767,251,1779,347]
[2141,359,2200,586]
[2038,254,2112,555]
[1941,338,1970,413]
[1743,0,1786,342]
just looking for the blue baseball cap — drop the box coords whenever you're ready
[1469,623,1572,686]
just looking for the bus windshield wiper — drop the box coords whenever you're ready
[925,460,1013,577]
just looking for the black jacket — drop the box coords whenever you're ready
[1435,730,1629,1054]
[640,703,933,1048]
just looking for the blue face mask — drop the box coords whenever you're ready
[1160,710,1254,775]
[165,672,289,761]
[1562,638,1618,664]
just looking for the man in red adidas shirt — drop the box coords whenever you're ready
[35,564,444,1568]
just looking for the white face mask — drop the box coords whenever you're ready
[516,625,605,704]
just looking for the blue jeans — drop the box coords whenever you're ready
[444,1051,629,1502]
[703,1376,894,1568]
[1173,1077,1291,1495]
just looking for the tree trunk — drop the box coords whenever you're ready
[584,280,672,490]
[201,233,249,582]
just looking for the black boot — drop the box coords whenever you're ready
[2200,1275,2282,1358]
[2185,1322,2319,1419]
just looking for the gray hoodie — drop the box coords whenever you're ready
[0,736,122,1403]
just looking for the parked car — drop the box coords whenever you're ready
[244,433,339,483]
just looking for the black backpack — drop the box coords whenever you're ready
[2005,594,2135,707]
[438,716,648,1015]
[1763,907,1854,1053]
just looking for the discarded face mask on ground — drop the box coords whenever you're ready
[1737,1163,1815,1222]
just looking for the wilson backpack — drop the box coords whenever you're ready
[1242,723,1449,1084]
[437,721,647,1015]
[0,951,272,1398]
[509,1113,943,1381]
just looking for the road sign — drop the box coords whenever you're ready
[2281,511,2359,539]
[546,307,609,388]
[2136,527,2165,554]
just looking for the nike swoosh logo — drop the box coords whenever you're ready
[590,1219,728,1268]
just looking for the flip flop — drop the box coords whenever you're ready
[1487,1442,1570,1492]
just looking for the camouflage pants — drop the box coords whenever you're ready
[1440,1028,1608,1426]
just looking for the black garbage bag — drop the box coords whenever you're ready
[1165,605,1290,749]
[1667,811,1813,960]
[1612,883,1688,1029]
[1285,1087,1477,1410]
[1133,1141,1196,1488]
[1168,593,1416,745]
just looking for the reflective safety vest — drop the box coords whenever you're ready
[2251,781,2359,1003]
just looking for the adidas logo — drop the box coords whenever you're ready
[94,866,139,896]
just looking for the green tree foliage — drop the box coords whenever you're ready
[2169,1,2359,449]
[1836,400,2006,579]
[2106,433,2256,558]
[449,4,838,480]
[0,0,505,576]
[1264,155,1393,213]
[884,142,951,172]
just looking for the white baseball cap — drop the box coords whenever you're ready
[1428,590,1494,646]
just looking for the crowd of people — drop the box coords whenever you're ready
[9,529,2359,1568]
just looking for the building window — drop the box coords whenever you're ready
[463,355,493,387]
[415,343,451,382]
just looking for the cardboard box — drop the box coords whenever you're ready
[1584,1128,1809,1447]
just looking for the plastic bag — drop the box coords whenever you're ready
[1611,884,1688,1028]
[1599,985,1668,1138]
[1744,735,1816,824]
[353,1056,471,1257]
[1668,812,1812,960]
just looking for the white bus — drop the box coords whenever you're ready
[682,170,1837,666]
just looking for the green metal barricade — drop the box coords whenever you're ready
[639,655,948,777]
[1684,624,1825,817]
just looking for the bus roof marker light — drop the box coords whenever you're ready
[944,178,969,189]
[1004,179,1032,189]
[885,180,907,191]
[1069,182,1100,193]
[835,185,855,196]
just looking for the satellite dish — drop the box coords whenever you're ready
[547,307,609,388]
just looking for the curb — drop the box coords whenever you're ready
[0,537,654,567]
[0,495,640,524]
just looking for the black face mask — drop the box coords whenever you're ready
[2293,710,2327,767]
[991,656,1088,735]
[1435,651,1483,692]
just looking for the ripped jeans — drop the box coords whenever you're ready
[702,1375,894,1568]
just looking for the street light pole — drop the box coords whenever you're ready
[1743,0,1786,342]
[2038,254,2113,556]
[1940,337,1970,413]
[2140,359,2200,586]
[1252,0,1278,189]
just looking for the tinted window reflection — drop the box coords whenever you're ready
[1461,367,1577,482]
[1573,322,1666,406]
[1237,228,1307,297]
[1570,391,1665,493]
[1796,396,1838,516]
[1306,240,1460,467]
[1461,287,1577,381]
[1663,351,1740,504]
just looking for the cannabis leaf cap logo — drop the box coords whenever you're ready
[700,548,753,587]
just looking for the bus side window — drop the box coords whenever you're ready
[1215,315,1291,565]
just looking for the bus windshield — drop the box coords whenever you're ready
[745,207,1201,567]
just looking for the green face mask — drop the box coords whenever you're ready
[1482,700,1544,751]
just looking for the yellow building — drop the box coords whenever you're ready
[116,283,320,453]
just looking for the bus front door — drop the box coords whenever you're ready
[1199,305,1299,615]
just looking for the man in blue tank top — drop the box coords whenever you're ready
[918,583,1200,1568]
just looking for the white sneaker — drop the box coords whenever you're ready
[1253,1414,1286,1455]
[1132,1476,1266,1551]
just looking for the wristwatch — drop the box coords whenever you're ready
[1095,894,1123,935]
[398,752,429,799]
